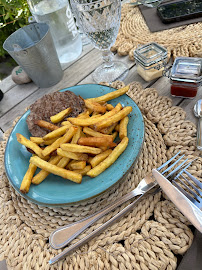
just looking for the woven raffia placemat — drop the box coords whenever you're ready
[0,81,202,270]
[111,4,202,61]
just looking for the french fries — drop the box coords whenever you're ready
[87,137,129,177]
[67,103,122,126]
[32,155,62,185]
[119,116,129,139]
[61,143,102,155]
[94,106,132,130]
[73,165,91,176]
[78,136,115,148]
[83,127,111,138]
[42,126,77,157]
[16,84,132,193]
[16,133,44,159]
[57,148,88,161]
[20,162,37,193]
[43,125,69,140]
[50,107,72,123]
[68,160,86,170]
[35,120,59,131]
[86,85,129,103]
[90,149,112,168]
[30,156,82,183]
[84,100,106,114]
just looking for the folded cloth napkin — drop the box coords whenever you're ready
[177,230,202,270]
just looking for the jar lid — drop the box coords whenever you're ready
[170,57,202,83]
[134,42,167,68]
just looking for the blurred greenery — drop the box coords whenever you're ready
[0,0,31,58]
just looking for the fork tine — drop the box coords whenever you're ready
[184,170,202,190]
[173,180,202,210]
[157,151,181,171]
[164,157,188,178]
[175,175,202,200]
[172,180,198,204]
[180,174,202,196]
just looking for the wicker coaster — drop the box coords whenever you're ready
[111,4,202,61]
[0,81,202,269]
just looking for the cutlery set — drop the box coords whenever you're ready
[49,151,202,264]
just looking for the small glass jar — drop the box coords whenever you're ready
[134,42,167,82]
[169,57,202,98]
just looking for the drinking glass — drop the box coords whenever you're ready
[71,0,129,83]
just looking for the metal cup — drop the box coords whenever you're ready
[3,23,63,88]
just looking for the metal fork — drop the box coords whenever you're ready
[49,152,188,250]
[49,152,191,265]
[173,166,202,210]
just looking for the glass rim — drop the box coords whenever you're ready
[72,0,120,6]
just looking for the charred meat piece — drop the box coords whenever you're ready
[26,91,84,137]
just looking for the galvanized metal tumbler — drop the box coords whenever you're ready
[3,23,63,88]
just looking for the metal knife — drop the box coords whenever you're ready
[152,169,202,233]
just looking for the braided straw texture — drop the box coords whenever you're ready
[1,81,202,270]
[111,4,202,61]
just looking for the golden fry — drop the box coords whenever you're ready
[30,137,44,144]
[91,114,102,118]
[32,155,62,184]
[119,116,129,140]
[68,160,86,170]
[71,126,82,144]
[30,156,82,183]
[68,103,122,126]
[16,133,43,158]
[57,148,88,161]
[112,131,118,141]
[30,137,58,146]
[106,104,114,111]
[78,136,114,148]
[73,165,91,176]
[115,124,120,132]
[83,127,111,138]
[86,85,129,103]
[42,126,77,157]
[100,123,116,134]
[35,120,58,131]
[61,120,73,127]
[50,108,72,123]
[90,149,113,168]
[42,138,59,145]
[94,106,132,130]
[84,99,106,114]
[77,110,90,119]
[87,137,129,177]
[57,157,71,168]
[61,143,102,155]
[20,162,37,193]
[43,125,69,140]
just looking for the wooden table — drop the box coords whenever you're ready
[0,40,201,270]
[0,43,201,140]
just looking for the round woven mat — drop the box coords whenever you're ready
[111,4,202,61]
[0,81,202,270]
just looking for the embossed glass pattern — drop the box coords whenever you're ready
[71,0,128,83]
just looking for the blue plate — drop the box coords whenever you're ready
[4,84,144,206]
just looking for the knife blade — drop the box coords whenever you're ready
[152,169,202,233]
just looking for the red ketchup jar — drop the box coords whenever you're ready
[169,57,202,98]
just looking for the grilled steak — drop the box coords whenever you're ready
[26,91,84,137]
